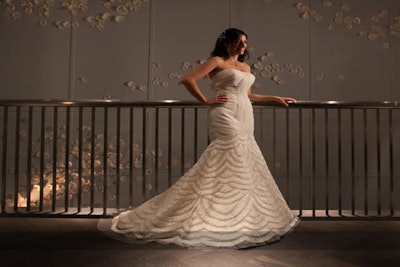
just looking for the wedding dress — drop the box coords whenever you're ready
[111,68,298,248]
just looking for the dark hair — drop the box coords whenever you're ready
[210,28,249,62]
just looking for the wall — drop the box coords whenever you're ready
[1,0,399,101]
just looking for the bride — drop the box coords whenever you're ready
[111,28,299,248]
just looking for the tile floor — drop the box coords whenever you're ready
[0,217,399,267]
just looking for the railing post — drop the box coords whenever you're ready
[13,106,20,213]
[52,107,58,213]
[1,106,8,213]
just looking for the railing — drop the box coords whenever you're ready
[0,99,399,219]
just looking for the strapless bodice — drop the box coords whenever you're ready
[211,68,255,95]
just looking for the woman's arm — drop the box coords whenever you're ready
[243,62,295,106]
[248,89,296,107]
[180,57,227,105]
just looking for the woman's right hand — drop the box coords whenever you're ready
[206,94,228,105]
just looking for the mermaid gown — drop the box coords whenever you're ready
[111,68,298,248]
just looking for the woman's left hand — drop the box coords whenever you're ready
[207,94,228,105]
[273,96,296,107]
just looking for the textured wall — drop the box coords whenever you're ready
[0,0,399,101]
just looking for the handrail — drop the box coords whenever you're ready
[0,99,398,108]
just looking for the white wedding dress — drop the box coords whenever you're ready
[111,68,298,248]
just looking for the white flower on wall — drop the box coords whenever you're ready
[61,0,88,15]
[293,2,323,22]
[315,72,327,82]
[124,80,146,92]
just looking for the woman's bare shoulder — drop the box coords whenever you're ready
[240,62,251,72]
[208,56,225,64]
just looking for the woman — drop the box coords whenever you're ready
[111,28,298,248]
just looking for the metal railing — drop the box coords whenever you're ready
[0,99,399,219]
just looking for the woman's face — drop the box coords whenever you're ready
[228,34,247,56]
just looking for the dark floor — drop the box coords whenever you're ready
[0,217,400,267]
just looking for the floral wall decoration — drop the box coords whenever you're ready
[149,54,305,91]
[250,50,306,87]
[77,75,147,100]
[152,61,170,88]
[150,60,205,89]
[293,1,400,49]
[5,120,191,209]
[0,0,150,31]
[290,1,400,83]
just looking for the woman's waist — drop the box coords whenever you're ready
[214,88,247,94]
[212,93,251,103]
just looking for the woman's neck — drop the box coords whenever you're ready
[226,56,239,66]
